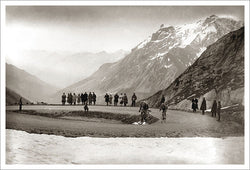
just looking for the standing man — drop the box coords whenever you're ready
[104,93,109,106]
[81,93,84,105]
[200,97,207,115]
[92,92,96,105]
[88,92,92,105]
[159,103,168,123]
[211,100,217,117]
[131,93,137,107]
[217,101,221,121]
[61,93,66,105]
[123,93,128,106]
[73,93,77,105]
[19,97,23,111]
[114,93,119,106]
[109,94,113,105]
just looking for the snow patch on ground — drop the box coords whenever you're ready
[6,129,244,164]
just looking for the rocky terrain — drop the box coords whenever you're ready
[53,15,243,104]
[145,27,244,111]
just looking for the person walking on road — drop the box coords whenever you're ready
[159,103,168,123]
[200,97,207,115]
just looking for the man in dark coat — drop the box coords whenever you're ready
[160,95,165,104]
[114,93,119,106]
[19,97,23,111]
[104,93,109,106]
[69,93,73,105]
[131,93,137,107]
[83,92,88,105]
[211,100,217,117]
[88,92,92,105]
[123,93,128,106]
[200,97,206,115]
[92,92,96,105]
[217,101,221,121]
[62,93,66,105]
[81,93,84,105]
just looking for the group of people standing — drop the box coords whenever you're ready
[199,97,222,121]
[104,93,137,107]
[61,92,97,105]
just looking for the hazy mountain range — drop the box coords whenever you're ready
[6,49,128,88]
[52,15,243,104]
[145,27,244,110]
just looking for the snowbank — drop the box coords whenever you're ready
[6,130,244,164]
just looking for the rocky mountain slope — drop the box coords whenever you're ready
[6,88,31,105]
[145,27,244,110]
[6,63,59,103]
[52,15,243,104]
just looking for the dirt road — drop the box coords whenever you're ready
[6,105,244,137]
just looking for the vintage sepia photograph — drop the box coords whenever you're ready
[1,0,249,169]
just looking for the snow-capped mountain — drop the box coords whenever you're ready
[52,15,243,104]
[145,27,244,110]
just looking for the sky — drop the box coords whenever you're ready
[6,6,244,53]
[4,6,244,88]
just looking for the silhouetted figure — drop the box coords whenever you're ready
[67,93,70,104]
[77,94,81,104]
[114,93,119,106]
[104,93,109,106]
[81,93,84,105]
[73,93,77,105]
[62,93,66,105]
[92,92,96,105]
[120,93,124,106]
[131,93,137,107]
[160,95,165,104]
[19,97,23,111]
[211,100,217,117]
[200,97,207,115]
[88,92,92,105]
[192,98,198,112]
[217,101,221,121]
[159,103,168,123]
[109,94,113,105]
[69,93,73,105]
[123,93,128,106]
[139,101,149,124]
[83,92,88,105]
[84,103,89,112]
